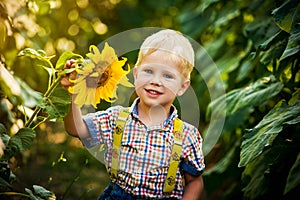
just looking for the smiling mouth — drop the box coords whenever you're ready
[145,89,162,95]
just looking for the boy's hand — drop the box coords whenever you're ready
[60,59,77,91]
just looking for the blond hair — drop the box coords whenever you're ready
[135,29,194,79]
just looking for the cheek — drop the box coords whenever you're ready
[135,73,151,85]
[163,82,181,94]
[134,76,147,90]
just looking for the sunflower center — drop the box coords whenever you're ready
[98,68,111,87]
[85,67,112,88]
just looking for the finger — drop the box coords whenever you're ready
[64,59,75,69]
[61,77,74,87]
[69,71,77,80]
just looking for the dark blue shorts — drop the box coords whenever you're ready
[98,182,178,200]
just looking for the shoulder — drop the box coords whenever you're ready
[181,120,200,134]
[180,120,202,143]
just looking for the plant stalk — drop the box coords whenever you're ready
[24,76,63,129]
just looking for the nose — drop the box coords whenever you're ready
[150,74,162,86]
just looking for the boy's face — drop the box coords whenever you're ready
[134,52,190,111]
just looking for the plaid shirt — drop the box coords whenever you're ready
[82,98,205,199]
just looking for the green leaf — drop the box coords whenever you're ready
[236,60,254,82]
[0,123,7,135]
[241,147,278,199]
[244,18,281,49]
[16,77,43,108]
[18,48,55,61]
[0,64,23,105]
[0,176,12,188]
[280,32,300,60]
[0,123,10,146]
[239,100,300,167]
[272,0,300,33]
[33,185,54,199]
[289,89,300,105]
[8,128,36,153]
[207,76,283,118]
[259,38,288,65]
[197,0,220,13]
[258,31,285,51]
[38,87,70,120]
[205,142,239,175]
[18,48,55,70]
[258,30,289,64]
[58,68,76,76]
[0,65,42,108]
[285,152,300,194]
[55,51,83,70]
[25,185,54,200]
[178,5,214,37]
[25,188,40,200]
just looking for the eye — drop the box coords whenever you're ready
[163,73,174,79]
[144,69,153,74]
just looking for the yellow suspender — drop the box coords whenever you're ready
[163,118,183,193]
[111,108,183,193]
[111,108,130,181]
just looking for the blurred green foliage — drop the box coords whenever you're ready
[0,0,300,199]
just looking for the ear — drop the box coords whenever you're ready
[133,67,138,80]
[177,80,190,96]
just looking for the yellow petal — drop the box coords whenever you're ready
[72,81,86,94]
[87,45,101,63]
[74,88,87,108]
[95,88,102,105]
[111,59,126,72]
[101,42,118,64]
[101,86,112,102]
[82,62,95,73]
[119,75,134,87]
[69,75,85,83]
[68,86,74,94]
[86,88,97,108]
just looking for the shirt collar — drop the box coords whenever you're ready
[129,98,178,129]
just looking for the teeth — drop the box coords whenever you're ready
[149,90,158,94]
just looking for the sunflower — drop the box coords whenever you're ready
[68,42,134,108]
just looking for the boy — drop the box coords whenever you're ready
[61,29,205,199]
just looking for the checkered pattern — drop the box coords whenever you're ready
[82,98,205,199]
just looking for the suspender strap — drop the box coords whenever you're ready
[111,108,130,181]
[111,109,184,194]
[163,118,183,193]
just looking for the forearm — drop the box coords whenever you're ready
[182,174,204,200]
[64,96,89,138]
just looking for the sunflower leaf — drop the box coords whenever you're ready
[55,51,83,70]
[18,48,55,70]
[58,68,76,76]
[239,100,300,167]
[8,128,36,155]
[38,87,71,120]
[207,75,283,119]
[272,0,300,33]
[18,48,55,60]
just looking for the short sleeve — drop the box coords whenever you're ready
[80,106,122,148]
[180,123,205,176]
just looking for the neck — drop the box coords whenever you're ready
[138,104,170,127]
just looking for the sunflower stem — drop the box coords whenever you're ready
[25,75,63,129]
[0,192,30,198]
